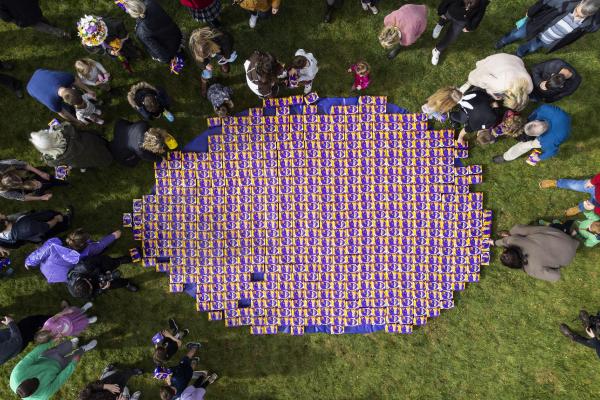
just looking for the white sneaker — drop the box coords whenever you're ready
[81,340,98,352]
[432,24,443,39]
[71,338,79,347]
[368,5,378,14]
[81,302,93,311]
[131,391,142,400]
[88,316,98,324]
[303,84,312,95]
[431,48,441,66]
[361,2,368,11]
[249,14,258,28]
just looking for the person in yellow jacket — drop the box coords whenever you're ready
[234,0,281,28]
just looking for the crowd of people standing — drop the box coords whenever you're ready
[2,0,600,398]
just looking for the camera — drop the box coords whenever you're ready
[98,270,121,287]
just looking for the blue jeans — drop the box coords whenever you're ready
[499,23,546,57]
[557,178,596,211]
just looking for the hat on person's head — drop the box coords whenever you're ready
[77,15,108,47]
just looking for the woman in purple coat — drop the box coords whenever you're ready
[25,229,122,283]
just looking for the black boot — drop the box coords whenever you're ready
[559,323,576,340]
[324,5,334,23]
[387,46,401,60]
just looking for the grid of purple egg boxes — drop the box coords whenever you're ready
[129,96,492,335]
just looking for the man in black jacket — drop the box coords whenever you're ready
[431,0,490,66]
[0,0,68,37]
[0,209,71,249]
[529,58,581,102]
[496,0,600,57]
[66,255,138,299]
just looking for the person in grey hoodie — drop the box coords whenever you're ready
[494,224,579,282]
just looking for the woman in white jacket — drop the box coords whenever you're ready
[464,53,533,111]
[288,49,319,94]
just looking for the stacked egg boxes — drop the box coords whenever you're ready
[125,95,492,335]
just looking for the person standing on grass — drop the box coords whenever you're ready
[127,82,174,121]
[26,69,96,126]
[493,224,579,282]
[29,122,114,170]
[234,0,282,29]
[34,303,97,344]
[78,364,144,400]
[463,53,534,111]
[0,0,69,38]
[379,4,428,60]
[359,0,379,15]
[495,0,600,57]
[25,229,122,284]
[287,49,319,94]
[539,172,600,217]
[0,208,72,249]
[188,27,236,97]
[75,59,111,92]
[121,0,183,65]
[10,339,97,399]
[492,104,570,164]
[110,120,174,166]
[0,60,23,98]
[179,0,222,28]
[529,58,581,103]
[244,50,286,99]
[0,159,66,202]
[1,316,23,366]
[323,0,343,23]
[430,0,490,66]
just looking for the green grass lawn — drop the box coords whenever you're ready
[2,0,600,399]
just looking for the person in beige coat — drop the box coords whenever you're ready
[234,0,281,28]
[463,53,534,111]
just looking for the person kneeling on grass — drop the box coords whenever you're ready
[10,338,97,400]
[66,254,139,300]
[153,318,198,366]
[493,224,579,282]
[379,4,428,60]
[492,104,570,165]
[159,343,217,400]
[539,173,600,217]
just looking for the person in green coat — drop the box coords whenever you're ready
[540,211,600,248]
[577,211,600,247]
[10,338,97,399]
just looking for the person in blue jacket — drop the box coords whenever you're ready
[492,104,571,164]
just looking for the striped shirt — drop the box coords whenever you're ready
[539,13,584,45]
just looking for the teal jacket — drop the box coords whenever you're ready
[578,211,600,248]
[9,342,77,400]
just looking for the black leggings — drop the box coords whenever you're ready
[571,333,600,358]
[0,73,21,93]
[101,369,138,387]
[550,220,576,235]
[436,15,468,53]
[31,177,69,197]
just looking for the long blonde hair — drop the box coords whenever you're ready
[0,170,38,192]
[122,0,146,18]
[378,26,401,49]
[143,128,169,155]
[189,28,222,65]
[503,79,530,111]
[74,58,97,81]
[425,87,463,114]
[30,128,68,159]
